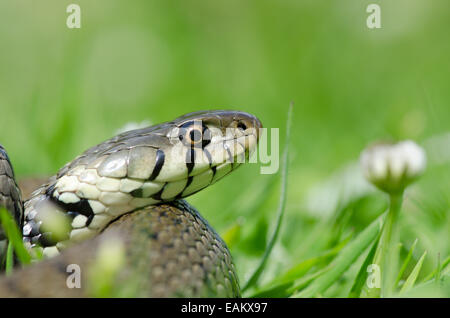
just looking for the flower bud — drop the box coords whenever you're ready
[360,140,426,194]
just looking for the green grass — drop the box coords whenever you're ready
[242,103,292,293]
[0,208,32,272]
[0,0,449,297]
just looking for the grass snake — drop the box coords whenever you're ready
[0,110,262,297]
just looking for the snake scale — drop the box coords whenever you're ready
[0,110,262,297]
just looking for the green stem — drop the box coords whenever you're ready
[5,241,14,274]
[367,192,403,297]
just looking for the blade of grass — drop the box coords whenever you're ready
[348,232,380,298]
[241,102,293,293]
[287,266,332,295]
[0,208,31,265]
[5,241,14,274]
[435,253,441,286]
[422,255,450,282]
[279,235,351,284]
[394,238,419,289]
[250,237,350,297]
[292,215,383,298]
[400,273,450,298]
[400,250,427,294]
[250,281,294,298]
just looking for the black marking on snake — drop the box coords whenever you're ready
[203,148,213,166]
[45,183,56,197]
[17,202,24,229]
[50,196,94,218]
[0,190,11,198]
[39,232,60,247]
[211,166,217,178]
[85,213,95,227]
[67,211,80,219]
[177,176,193,199]
[149,149,165,181]
[26,220,41,237]
[130,188,144,198]
[186,176,193,188]
[25,210,34,221]
[186,148,195,175]
[151,183,166,201]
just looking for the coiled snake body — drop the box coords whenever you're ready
[0,110,262,297]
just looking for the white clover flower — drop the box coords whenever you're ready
[360,140,426,194]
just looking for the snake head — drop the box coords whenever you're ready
[24,110,262,253]
[162,110,263,187]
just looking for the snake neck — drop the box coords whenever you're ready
[0,145,24,269]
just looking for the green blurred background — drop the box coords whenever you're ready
[0,0,449,295]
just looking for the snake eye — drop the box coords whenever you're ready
[237,122,247,131]
[187,128,202,144]
[179,121,211,148]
